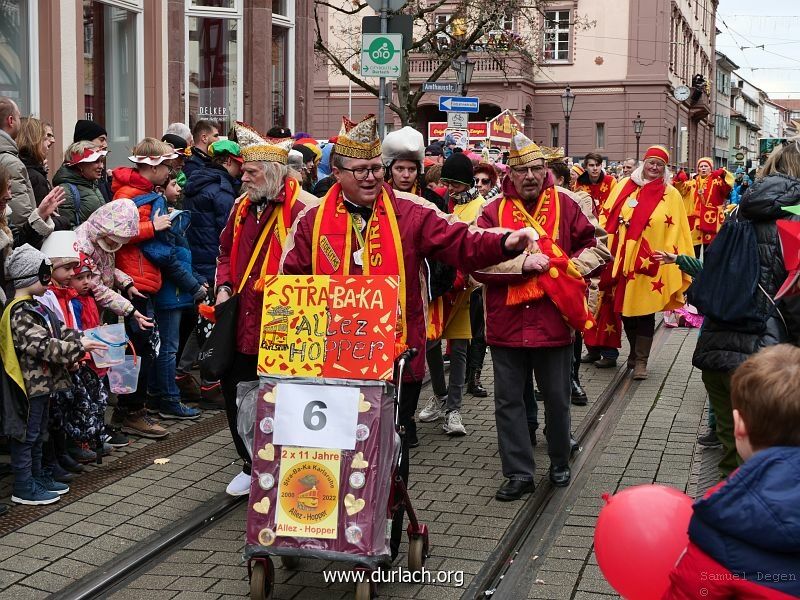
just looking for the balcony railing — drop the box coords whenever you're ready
[407,51,533,83]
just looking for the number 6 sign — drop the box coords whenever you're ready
[272,383,360,450]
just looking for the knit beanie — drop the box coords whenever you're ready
[73,120,107,143]
[6,244,50,289]
[441,152,474,186]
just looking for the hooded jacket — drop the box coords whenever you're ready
[693,174,800,372]
[664,446,800,599]
[148,210,203,311]
[183,163,238,283]
[74,200,139,317]
[183,147,212,181]
[19,151,51,206]
[0,130,51,238]
[111,167,162,293]
[53,162,106,227]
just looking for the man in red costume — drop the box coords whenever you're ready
[674,156,733,253]
[280,115,539,557]
[474,132,600,499]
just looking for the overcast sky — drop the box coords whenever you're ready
[716,0,800,99]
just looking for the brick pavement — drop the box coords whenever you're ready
[1,327,717,600]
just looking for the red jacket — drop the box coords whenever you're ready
[111,168,162,294]
[216,193,309,355]
[474,183,597,348]
[281,187,512,381]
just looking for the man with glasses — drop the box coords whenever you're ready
[281,115,540,556]
[473,132,600,499]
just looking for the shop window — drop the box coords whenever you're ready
[0,0,32,112]
[191,0,236,8]
[83,1,138,168]
[272,27,288,128]
[188,15,239,133]
[542,9,571,62]
[595,123,605,149]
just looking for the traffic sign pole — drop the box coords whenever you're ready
[377,0,388,139]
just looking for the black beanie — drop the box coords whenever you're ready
[441,152,474,186]
[73,119,107,143]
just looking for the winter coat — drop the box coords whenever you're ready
[281,186,513,381]
[52,163,106,227]
[473,179,599,349]
[19,152,51,206]
[74,200,139,317]
[143,209,204,311]
[693,174,800,372]
[182,147,212,181]
[664,446,800,599]
[0,130,52,238]
[112,168,162,293]
[5,298,84,398]
[313,174,336,198]
[183,164,238,283]
[422,186,455,300]
[0,215,52,304]
[216,189,314,355]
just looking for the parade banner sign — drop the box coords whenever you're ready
[428,121,488,143]
[258,275,400,380]
[489,109,524,145]
[275,446,341,539]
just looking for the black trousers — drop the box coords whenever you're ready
[390,380,422,560]
[220,352,259,475]
[622,314,656,342]
[467,289,487,372]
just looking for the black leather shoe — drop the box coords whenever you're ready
[549,465,571,487]
[570,379,588,405]
[495,479,535,501]
[470,380,489,398]
[581,351,601,364]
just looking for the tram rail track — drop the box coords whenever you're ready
[53,330,666,600]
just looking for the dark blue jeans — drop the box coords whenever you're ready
[9,394,50,483]
[118,294,156,413]
[152,307,182,401]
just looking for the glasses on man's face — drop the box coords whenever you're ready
[340,165,386,181]
[474,177,491,185]
[511,165,546,176]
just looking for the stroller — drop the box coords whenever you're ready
[238,348,429,599]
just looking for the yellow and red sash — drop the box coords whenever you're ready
[499,188,594,333]
[311,182,408,354]
[231,178,301,293]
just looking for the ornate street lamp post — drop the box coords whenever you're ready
[451,50,476,96]
[633,112,645,159]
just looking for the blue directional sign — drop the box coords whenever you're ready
[438,96,480,113]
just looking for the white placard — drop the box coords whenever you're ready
[273,383,359,450]
[447,112,469,130]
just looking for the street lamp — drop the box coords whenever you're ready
[561,84,575,157]
[633,112,645,159]
[451,50,475,97]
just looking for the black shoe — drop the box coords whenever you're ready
[570,379,588,406]
[58,454,85,474]
[533,388,546,402]
[495,479,535,501]
[406,435,419,448]
[48,463,75,484]
[697,430,722,448]
[104,427,130,448]
[528,424,538,447]
[549,465,571,487]
[469,378,489,398]
[581,352,601,364]
[570,436,579,457]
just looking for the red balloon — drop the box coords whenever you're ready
[594,484,693,600]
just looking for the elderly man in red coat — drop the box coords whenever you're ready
[215,122,317,497]
[474,131,600,500]
[280,115,539,557]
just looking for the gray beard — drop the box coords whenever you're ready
[244,180,281,202]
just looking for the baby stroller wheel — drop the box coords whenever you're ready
[249,558,274,600]
[407,535,428,572]
[280,555,301,570]
[354,580,375,600]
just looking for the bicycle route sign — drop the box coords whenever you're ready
[361,33,403,79]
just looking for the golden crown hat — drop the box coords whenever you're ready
[541,145,566,163]
[508,131,544,167]
[234,121,291,164]
[334,115,382,160]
